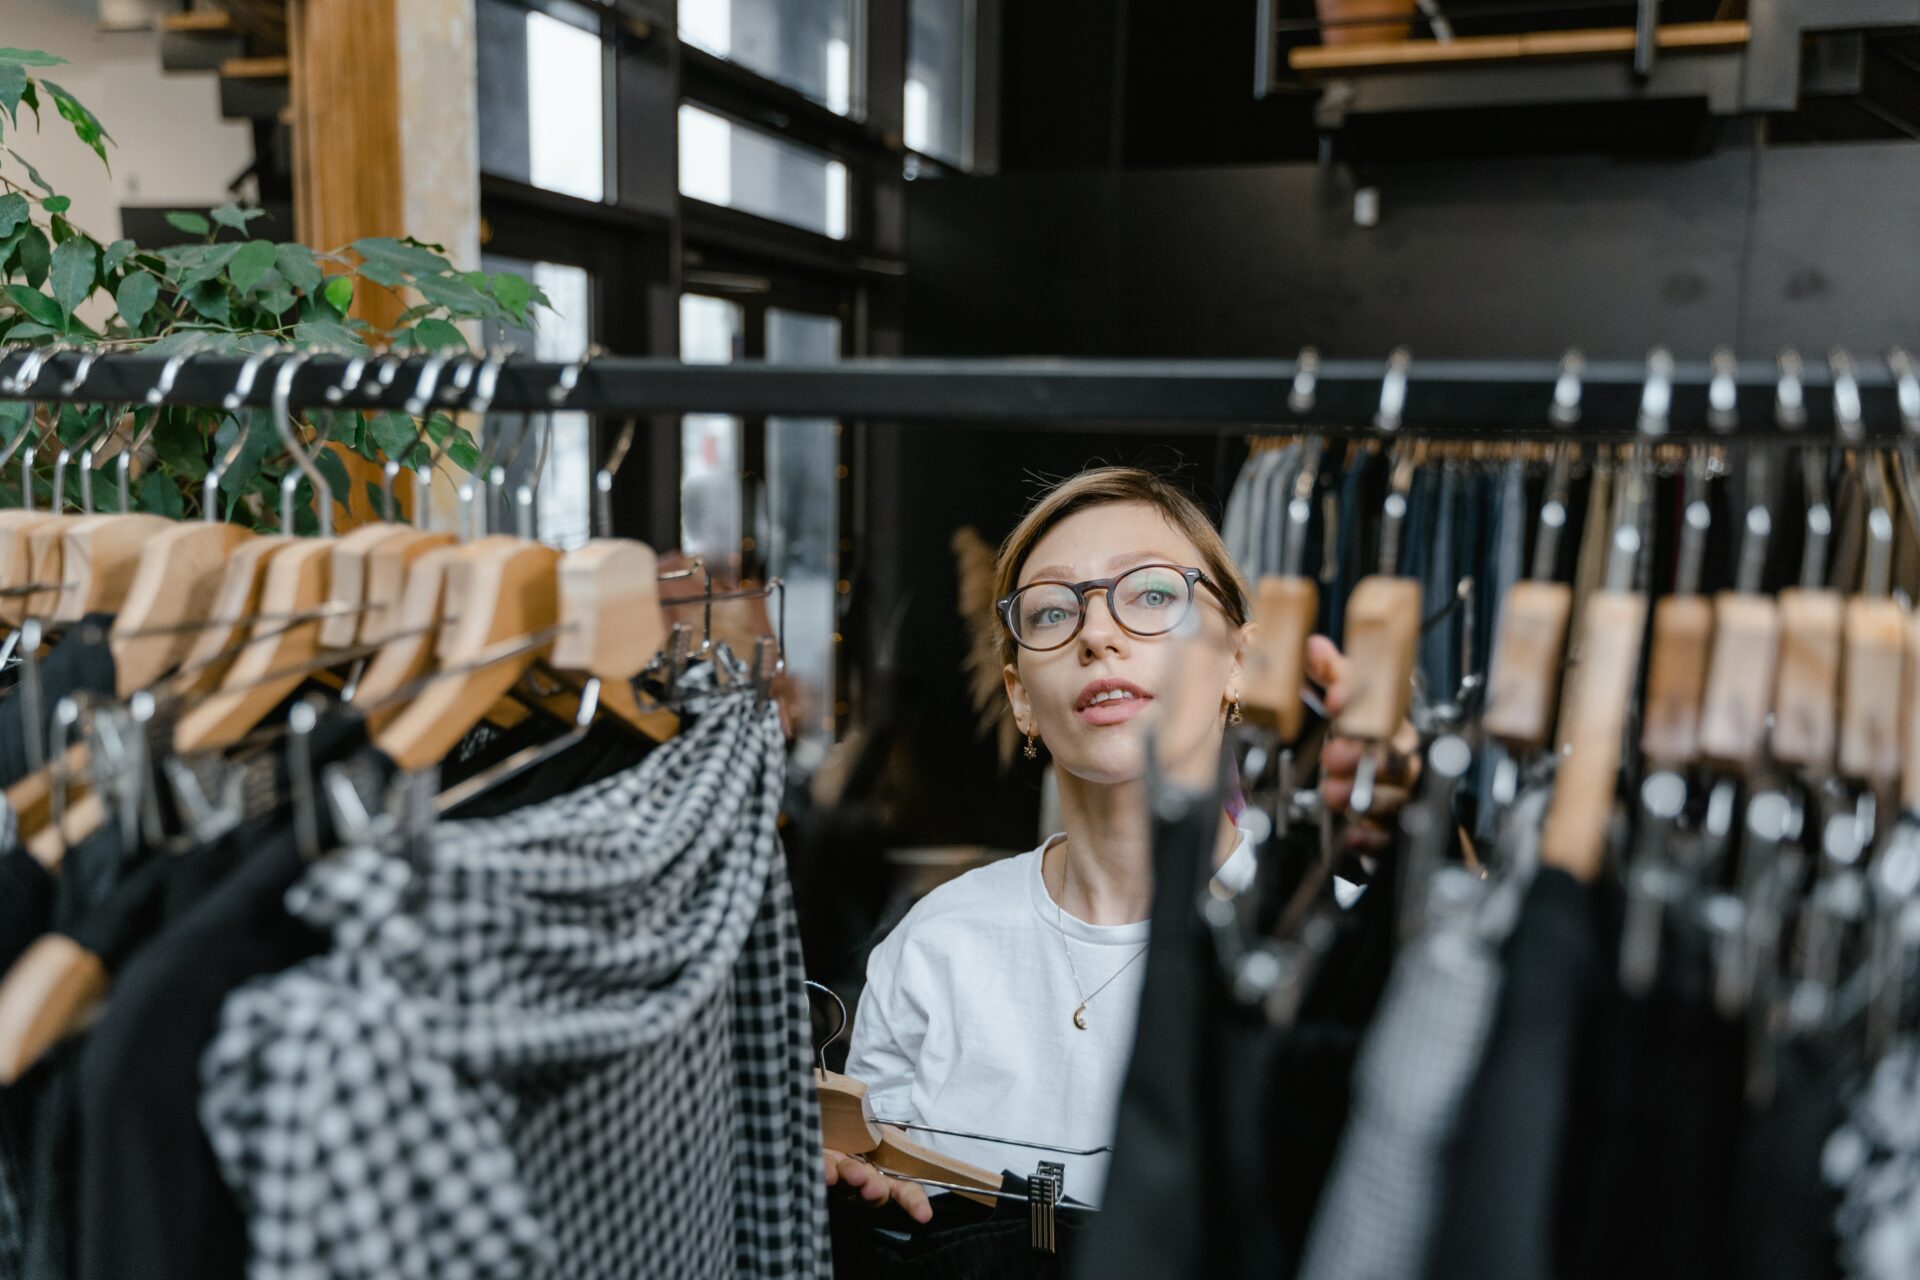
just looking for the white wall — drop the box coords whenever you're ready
[7,0,254,243]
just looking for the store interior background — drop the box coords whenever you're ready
[10,0,1920,982]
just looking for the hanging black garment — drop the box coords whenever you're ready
[1073,786,1397,1280]
[829,1171,1096,1279]
[1724,1039,1846,1280]
[1428,867,1596,1280]
[0,614,119,788]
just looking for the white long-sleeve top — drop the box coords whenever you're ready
[845,828,1256,1206]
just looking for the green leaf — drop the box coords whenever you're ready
[365,410,418,464]
[41,80,111,168]
[2,321,57,342]
[227,238,276,294]
[186,279,231,326]
[4,284,63,330]
[365,480,387,514]
[152,407,207,481]
[351,236,452,277]
[136,470,184,519]
[0,50,67,67]
[210,202,265,233]
[40,196,68,215]
[274,243,322,293]
[312,446,351,510]
[115,271,158,327]
[291,319,366,353]
[322,274,353,314]
[49,236,94,317]
[101,238,133,275]
[164,211,210,236]
[0,63,23,127]
[490,272,533,322]
[15,226,49,287]
[6,148,52,195]
[0,192,25,237]
[353,258,405,289]
[256,287,297,319]
[175,242,241,292]
[402,318,467,352]
[447,430,481,473]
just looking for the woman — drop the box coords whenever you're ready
[829,467,1406,1221]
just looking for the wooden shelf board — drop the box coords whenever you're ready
[1289,20,1750,74]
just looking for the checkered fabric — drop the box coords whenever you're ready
[199,691,830,1280]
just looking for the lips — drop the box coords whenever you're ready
[1075,677,1153,726]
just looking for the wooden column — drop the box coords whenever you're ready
[288,0,480,526]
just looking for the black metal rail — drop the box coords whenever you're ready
[1,348,1917,441]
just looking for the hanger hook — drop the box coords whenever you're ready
[147,337,207,406]
[803,979,849,1074]
[270,352,326,537]
[1890,348,1920,437]
[5,343,55,396]
[1829,348,1864,443]
[1548,348,1584,427]
[1776,349,1807,430]
[324,350,371,404]
[549,343,604,408]
[593,417,639,540]
[1374,346,1410,432]
[1706,347,1739,433]
[223,348,277,412]
[1636,347,1673,437]
[1288,346,1319,415]
[403,350,453,419]
[58,348,100,396]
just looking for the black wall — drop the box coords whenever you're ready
[904,142,1920,361]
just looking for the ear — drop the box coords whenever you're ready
[1224,620,1253,705]
[1003,661,1034,736]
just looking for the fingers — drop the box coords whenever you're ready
[824,1151,842,1187]
[1304,634,1349,691]
[828,1154,934,1224]
[894,1179,934,1224]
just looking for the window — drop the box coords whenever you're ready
[907,0,972,168]
[479,256,596,549]
[680,0,857,116]
[679,105,849,239]
[680,295,746,574]
[765,308,842,750]
[478,0,607,202]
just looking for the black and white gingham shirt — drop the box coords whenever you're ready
[200,693,830,1279]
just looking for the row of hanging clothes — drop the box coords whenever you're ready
[1083,348,1920,1280]
[0,344,829,1280]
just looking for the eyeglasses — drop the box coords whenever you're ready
[998,563,1230,653]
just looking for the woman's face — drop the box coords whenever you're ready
[1003,501,1248,787]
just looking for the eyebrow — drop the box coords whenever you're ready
[1023,551,1185,583]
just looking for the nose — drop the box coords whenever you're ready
[1078,587,1131,659]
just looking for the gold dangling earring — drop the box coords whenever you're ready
[1025,732,1039,760]
[1227,698,1243,726]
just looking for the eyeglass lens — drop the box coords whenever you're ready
[1010,565,1194,649]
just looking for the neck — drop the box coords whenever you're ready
[1048,772,1242,926]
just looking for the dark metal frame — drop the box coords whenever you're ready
[4,350,1916,441]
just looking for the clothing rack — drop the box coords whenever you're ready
[3,347,1918,440]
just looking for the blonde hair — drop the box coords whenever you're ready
[990,467,1250,667]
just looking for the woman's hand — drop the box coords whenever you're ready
[824,1149,934,1224]
[1306,635,1422,855]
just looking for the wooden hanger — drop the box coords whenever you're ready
[1242,439,1322,741]
[1334,447,1421,810]
[1541,360,1667,883]
[350,542,461,729]
[1840,454,1904,785]
[1698,452,1779,771]
[551,535,678,739]
[1485,444,1576,758]
[816,1070,1001,1207]
[108,520,257,695]
[1773,451,1843,772]
[374,534,561,770]
[1641,449,1713,768]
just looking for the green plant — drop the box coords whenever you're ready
[0,46,549,530]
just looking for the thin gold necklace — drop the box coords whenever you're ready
[1054,843,1149,1030]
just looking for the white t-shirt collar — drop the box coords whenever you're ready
[1027,823,1258,947]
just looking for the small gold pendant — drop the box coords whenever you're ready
[1072,1005,1088,1030]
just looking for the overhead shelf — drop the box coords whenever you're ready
[1288,21,1749,74]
